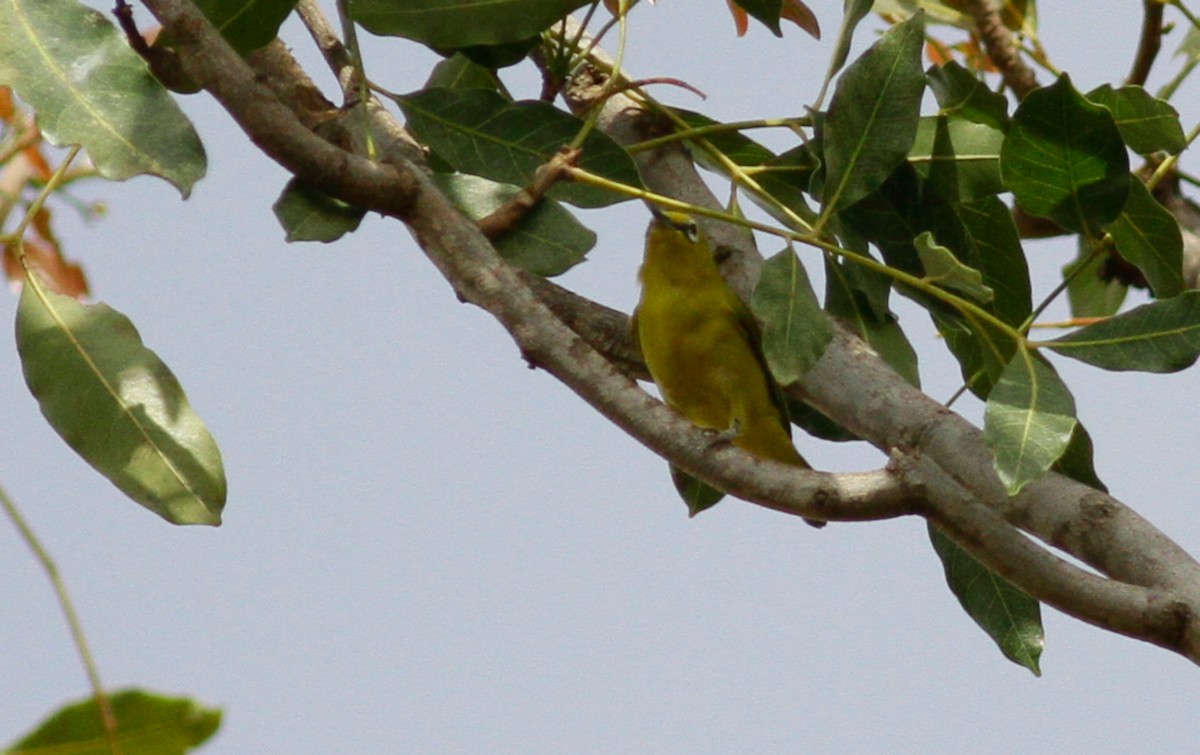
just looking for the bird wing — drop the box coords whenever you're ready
[728,292,795,440]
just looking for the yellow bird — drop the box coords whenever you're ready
[632,209,811,509]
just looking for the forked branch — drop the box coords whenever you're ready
[142,0,1200,662]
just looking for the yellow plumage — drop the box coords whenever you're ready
[632,210,810,476]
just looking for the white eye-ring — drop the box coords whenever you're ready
[681,221,700,243]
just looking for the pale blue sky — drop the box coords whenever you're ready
[4,2,1200,752]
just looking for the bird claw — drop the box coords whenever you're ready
[703,419,742,447]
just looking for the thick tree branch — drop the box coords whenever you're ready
[908,453,1194,652]
[547,34,1200,659]
[142,0,419,218]
[141,0,915,529]
[143,0,1200,661]
[963,0,1038,99]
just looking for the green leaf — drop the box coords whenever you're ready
[955,196,1032,327]
[824,241,891,321]
[1064,237,1128,318]
[1086,84,1187,155]
[837,165,1019,395]
[669,111,818,226]
[734,0,783,36]
[1053,421,1107,493]
[431,173,594,276]
[931,308,1015,396]
[671,108,776,169]
[786,396,861,442]
[914,231,993,303]
[1105,178,1185,298]
[926,60,1010,131]
[1176,22,1200,61]
[0,0,206,196]
[751,248,833,385]
[1044,291,1200,373]
[821,12,926,214]
[824,254,921,387]
[872,0,970,28]
[928,524,1043,675]
[426,53,498,90]
[670,465,725,517]
[819,0,875,99]
[754,144,820,222]
[836,163,926,276]
[453,36,540,69]
[348,0,588,48]
[7,689,221,754]
[874,0,1035,34]
[396,88,642,208]
[908,115,1005,203]
[273,179,367,243]
[1001,75,1129,235]
[195,0,298,54]
[15,279,226,525]
[984,349,1077,495]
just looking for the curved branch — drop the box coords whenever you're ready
[143,0,1200,661]
[142,0,419,218]
[546,25,1200,659]
[140,0,916,529]
[908,453,1194,653]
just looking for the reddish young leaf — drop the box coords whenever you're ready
[962,36,999,73]
[3,208,89,299]
[22,144,53,182]
[726,0,749,37]
[781,0,820,39]
[926,38,954,67]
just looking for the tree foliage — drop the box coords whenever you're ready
[4,0,1200,749]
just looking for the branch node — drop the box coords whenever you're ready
[477,147,582,239]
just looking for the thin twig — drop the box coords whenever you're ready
[295,0,355,92]
[1019,234,1107,334]
[477,148,581,238]
[112,0,152,58]
[1,482,120,754]
[1127,0,1164,86]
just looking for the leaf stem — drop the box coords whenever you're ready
[568,167,1020,339]
[4,158,127,752]
[640,102,818,232]
[1171,0,1200,32]
[627,117,811,153]
[335,0,375,158]
[1145,119,1200,192]
[1020,234,1106,334]
[6,145,81,258]
[567,0,635,151]
[943,382,970,408]
[0,482,120,753]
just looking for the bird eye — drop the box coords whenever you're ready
[680,220,700,243]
